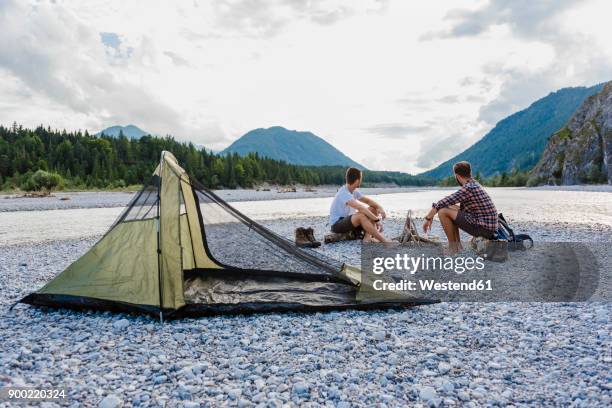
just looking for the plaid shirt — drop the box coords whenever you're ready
[432,179,498,231]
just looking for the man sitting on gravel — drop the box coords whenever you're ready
[423,161,498,253]
[329,167,390,243]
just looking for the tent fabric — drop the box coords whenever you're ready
[20,151,432,318]
[181,179,215,269]
[159,152,185,309]
[36,219,159,306]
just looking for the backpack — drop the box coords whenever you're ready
[494,213,533,251]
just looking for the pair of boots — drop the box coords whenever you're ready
[295,227,321,248]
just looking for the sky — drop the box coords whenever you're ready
[1,0,611,173]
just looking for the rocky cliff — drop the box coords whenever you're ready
[529,81,612,185]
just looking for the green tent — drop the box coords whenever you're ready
[20,151,429,319]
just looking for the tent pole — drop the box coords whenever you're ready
[157,152,164,324]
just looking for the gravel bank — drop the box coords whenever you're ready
[2,185,610,213]
[0,187,431,212]
[531,184,612,193]
[0,192,136,212]
[1,216,611,406]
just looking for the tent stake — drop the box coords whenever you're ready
[159,311,164,324]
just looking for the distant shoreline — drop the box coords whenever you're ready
[0,186,435,213]
[0,184,610,213]
[527,184,612,192]
[1,183,610,197]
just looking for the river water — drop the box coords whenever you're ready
[1,188,610,245]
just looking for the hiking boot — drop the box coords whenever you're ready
[304,227,321,248]
[295,227,312,248]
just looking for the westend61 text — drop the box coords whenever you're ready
[372,279,493,292]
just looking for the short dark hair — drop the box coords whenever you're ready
[346,167,362,184]
[453,161,472,178]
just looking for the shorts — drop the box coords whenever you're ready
[331,215,363,235]
[455,211,495,239]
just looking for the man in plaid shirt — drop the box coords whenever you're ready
[423,161,497,253]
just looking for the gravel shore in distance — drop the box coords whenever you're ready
[0,186,432,212]
[3,183,609,212]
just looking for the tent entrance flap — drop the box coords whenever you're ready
[19,150,433,318]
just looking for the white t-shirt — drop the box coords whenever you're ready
[329,185,363,225]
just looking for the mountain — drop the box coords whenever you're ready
[529,81,612,185]
[194,144,219,155]
[97,125,149,139]
[221,126,364,168]
[421,83,605,179]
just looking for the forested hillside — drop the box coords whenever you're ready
[422,83,604,179]
[222,126,364,168]
[0,123,432,190]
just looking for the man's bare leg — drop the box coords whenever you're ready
[448,205,462,245]
[437,207,462,253]
[351,213,389,243]
[358,206,382,242]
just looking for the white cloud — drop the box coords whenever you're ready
[0,0,610,173]
[0,0,203,140]
[422,0,612,126]
[416,133,465,169]
[365,123,430,139]
[209,0,387,38]
[421,0,577,40]
[163,51,190,67]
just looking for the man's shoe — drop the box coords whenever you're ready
[295,227,312,248]
[304,227,321,248]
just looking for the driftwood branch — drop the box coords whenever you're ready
[395,210,439,245]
